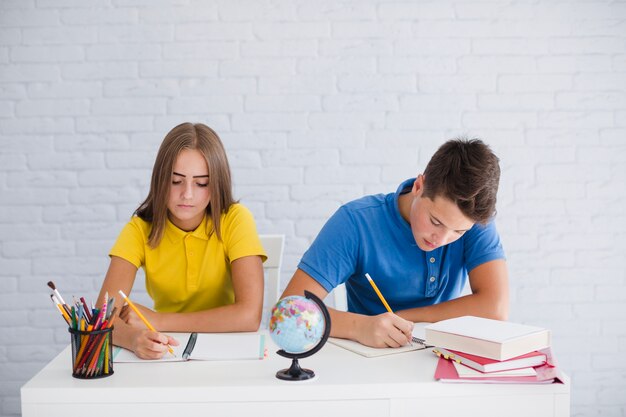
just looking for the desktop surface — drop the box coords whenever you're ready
[21,336,569,417]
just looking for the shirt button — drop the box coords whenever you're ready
[429,257,435,263]
[189,251,194,256]
[429,276,436,283]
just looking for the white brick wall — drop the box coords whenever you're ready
[1,1,625,416]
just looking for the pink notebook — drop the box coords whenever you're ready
[434,356,564,384]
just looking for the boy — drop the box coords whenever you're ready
[281,139,508,348]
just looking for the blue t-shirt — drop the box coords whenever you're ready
[298,178,506,315]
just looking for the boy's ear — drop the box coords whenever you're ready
[412,175,425,196]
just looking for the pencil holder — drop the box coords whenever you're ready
[69,327,114,379]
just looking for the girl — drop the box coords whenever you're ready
[97,122,266,359]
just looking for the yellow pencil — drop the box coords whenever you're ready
[118,290,175,357]
[365,273,393,313]
[57,303,71,324]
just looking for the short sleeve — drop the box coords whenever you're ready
[463,220,506,272]
[298,206,359,292]
[222,204,267,263]
[109,218,148,268]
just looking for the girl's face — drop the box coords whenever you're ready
[167,149,211,231]
[407,176,475,252]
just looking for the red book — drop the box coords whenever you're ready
[433,347,547,373]
[434,357,558,384]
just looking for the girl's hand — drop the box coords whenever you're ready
[130,329,180,360]
[354,312,414,348]
[119,302,159,329]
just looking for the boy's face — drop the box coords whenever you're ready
[408,176,475,252]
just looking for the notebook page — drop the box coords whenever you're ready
[189,333,265,360]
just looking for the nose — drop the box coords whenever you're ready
[182,182,193,199]
[432,229,453,247]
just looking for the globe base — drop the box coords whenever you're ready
[275,358,315,381]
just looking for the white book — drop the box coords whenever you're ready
[329,322,431,358]
[452,361,537,378]
[425,316,551,361]
[113,332,266,362]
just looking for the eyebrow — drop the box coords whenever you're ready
[172,171,209,179]
[431,214,471,233]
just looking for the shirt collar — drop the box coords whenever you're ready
[392,177,419,244]
[165,215,210,244]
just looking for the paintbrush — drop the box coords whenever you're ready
[47,281,67,305]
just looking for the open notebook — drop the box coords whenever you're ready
[113,332,266,362]
[329,322,432,358]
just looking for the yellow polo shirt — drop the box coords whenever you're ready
[109,204,266,313]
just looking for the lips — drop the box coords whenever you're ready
[424,238,437,249]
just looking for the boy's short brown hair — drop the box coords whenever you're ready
[422,138,500,225]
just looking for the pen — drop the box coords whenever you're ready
[118,290,175,357]
[182,332,198,361]
[365,273,393,313]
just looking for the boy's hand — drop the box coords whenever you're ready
[354,312,414,348]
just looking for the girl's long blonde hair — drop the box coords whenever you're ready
[135,122,235,248]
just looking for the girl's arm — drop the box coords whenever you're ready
[97,256,179,359]
[126,254,265,333]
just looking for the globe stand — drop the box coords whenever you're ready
[275,356,315,381]
[273,291,331,381]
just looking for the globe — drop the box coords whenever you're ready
[268,291,331,380]
[269,295,325,353]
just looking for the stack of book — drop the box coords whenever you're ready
[425,316,563,384]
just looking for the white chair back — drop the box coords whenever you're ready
[329,283,348,311]
[259,234,285,327]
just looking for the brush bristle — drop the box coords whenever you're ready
[47,281,56,290]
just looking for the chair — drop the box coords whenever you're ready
[329,283,348,311]
[259,234,285,327]
[258,235,349,323]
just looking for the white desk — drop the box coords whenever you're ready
[21,338,569,417]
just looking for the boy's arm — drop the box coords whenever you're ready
[396,259,509,323]
[281,269,413,348]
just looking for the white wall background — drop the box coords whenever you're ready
[1,0,625,416]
